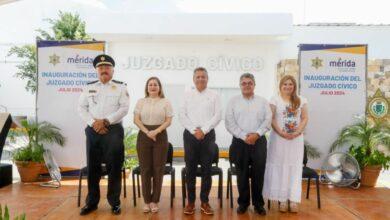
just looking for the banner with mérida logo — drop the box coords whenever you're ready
[37,41,105,168]
[299,44,367,168]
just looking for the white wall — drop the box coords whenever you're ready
[107,39,281,148]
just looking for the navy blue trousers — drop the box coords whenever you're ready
[85,124,124,207]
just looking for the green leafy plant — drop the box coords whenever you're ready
[123,157,139,171]
[349,144,390,170]
[123,128,139,170]
[304,141,321,159]
[7,45,37,93]
[12,144,45,163]
[0,204,26,220]
[10,120,66,162]
[7,11,91,93]
[331,116,390,169]
[36,11,91,41]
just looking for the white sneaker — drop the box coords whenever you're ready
[150,202,159,213]
[143,204,151,213]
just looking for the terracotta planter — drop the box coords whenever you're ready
[39,165,49,175]
[15,161,46,182]
[360,165,382,187]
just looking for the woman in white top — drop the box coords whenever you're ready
[134,77,173,213]
[263,75,308,213]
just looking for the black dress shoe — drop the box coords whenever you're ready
[112,205,121,215]
[237,205,248,214]
[80,205,97,215]
[254,206,266,215]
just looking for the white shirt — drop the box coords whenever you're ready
[179,88,222,134]
[78,79,130,126]
[225,94,272,141]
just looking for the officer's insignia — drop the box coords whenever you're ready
[367,89,389,121]
[101,56,105,61]
[89,90,97,93]
[311,57,323,69]
[111,85,117,90]
[49,54,60,66]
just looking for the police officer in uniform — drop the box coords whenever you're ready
[78,54,130,215]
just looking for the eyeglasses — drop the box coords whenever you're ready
[240,82,254,86]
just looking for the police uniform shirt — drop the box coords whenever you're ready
[78,80,130,126]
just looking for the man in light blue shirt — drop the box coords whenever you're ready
[225,73,272,215]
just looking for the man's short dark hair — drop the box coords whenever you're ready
[193,67,208,77]
[240,73,256,85]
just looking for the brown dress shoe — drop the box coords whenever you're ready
[183,202,195,215]
[200,203,214,215]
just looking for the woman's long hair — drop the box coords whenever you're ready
[145,76,165,98]
[279,75,300,111]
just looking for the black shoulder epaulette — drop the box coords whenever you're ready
[112,80,127,85]
[87,80,98,85]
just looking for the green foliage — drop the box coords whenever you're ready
[123,128,139,170]
[13,143,45,162]
[0,204,26,220]
[10,119,66,162]
[331,116,390,169]
[123,157,139,170]
[8,11,91,93]
[304,141,321,159]
[7,45,37,93]
[124,128,137,156]
[349,144,390,170]
[36,11,91,41]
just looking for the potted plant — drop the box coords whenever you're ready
[331,116,390,187]
[8,119,65,182]
[123,128,139,177]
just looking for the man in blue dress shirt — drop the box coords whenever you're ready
[225,73,272,215]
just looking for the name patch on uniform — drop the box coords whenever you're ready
[89,90,97,93]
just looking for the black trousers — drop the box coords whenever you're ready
[85,124,124,207]
[230,136,267,208]
[183,129,216,203]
